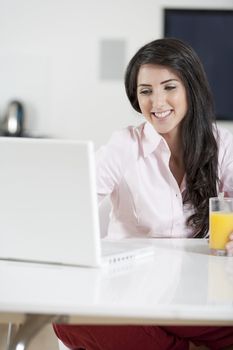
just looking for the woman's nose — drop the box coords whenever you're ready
[151,92,165,109]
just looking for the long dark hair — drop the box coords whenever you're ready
[124,38,218,237]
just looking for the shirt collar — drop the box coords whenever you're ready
[142,121,167,157]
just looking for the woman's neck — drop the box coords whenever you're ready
[162,131,185,187]
[162,129,183,161]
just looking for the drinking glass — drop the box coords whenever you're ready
[209,197,233,256]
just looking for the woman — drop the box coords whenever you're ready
[54,38,233,349]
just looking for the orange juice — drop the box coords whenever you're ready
[209,212,233,250]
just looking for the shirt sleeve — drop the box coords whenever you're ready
[218,127,233,196]
[95,128,135,198]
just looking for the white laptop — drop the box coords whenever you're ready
[0,137,154,267]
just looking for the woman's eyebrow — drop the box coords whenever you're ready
[137,84,151,87]
[161,78,179,84]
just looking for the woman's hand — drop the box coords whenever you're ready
[226,233,233,256]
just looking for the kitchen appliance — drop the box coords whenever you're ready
[3,100,25,136]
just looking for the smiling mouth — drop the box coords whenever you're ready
[151,110,173,119]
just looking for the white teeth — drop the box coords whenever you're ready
[153,110,171,119]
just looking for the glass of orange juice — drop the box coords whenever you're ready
[209,197,233,256]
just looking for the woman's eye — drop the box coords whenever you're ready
[165,85,176,91]
[139,89,151,95]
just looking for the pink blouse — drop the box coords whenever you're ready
[96,122,233,239]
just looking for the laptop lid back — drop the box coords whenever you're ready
[0,137,101,266]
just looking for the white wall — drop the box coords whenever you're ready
[0,0,233,147]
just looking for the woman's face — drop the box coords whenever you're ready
[137,64,188,141]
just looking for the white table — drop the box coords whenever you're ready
[1,238,233,349]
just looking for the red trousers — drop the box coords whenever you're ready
[53,324,233,350]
